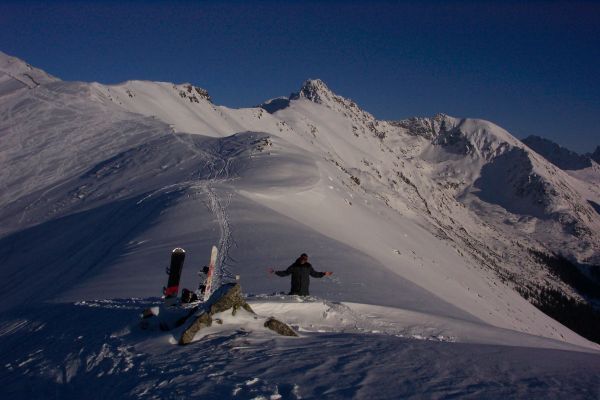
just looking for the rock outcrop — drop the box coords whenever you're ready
[264,317,298,337]
[178,283,297,345]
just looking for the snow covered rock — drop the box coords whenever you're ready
[179,283,297,345]
[206,282,255,316]
[290,79,333,104]
[264,317,298,337]
[179,312,212,345]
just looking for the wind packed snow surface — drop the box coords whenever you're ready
[0,52,599,399]
[2,297,600,400]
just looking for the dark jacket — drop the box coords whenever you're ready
[275,260,325,296]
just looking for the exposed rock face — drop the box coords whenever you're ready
[179,312,212,345]
[178,283,296,345]
[177,83,212,103]
[207,283,255,315]
[290,79,332,104]
[264,317,298,337]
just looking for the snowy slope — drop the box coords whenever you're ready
[0,50,58,95]
[1,52,599,399]
[521,135,600,215]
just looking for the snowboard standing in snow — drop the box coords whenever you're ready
[203,245,218,301]
[163,248,186,306]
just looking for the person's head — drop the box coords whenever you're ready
[299,253,308,264]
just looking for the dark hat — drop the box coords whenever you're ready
[300,253,308,258]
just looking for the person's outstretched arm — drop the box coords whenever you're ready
[269,265,293,277]
[309,266,332,278]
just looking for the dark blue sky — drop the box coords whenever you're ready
[1,0,598,152]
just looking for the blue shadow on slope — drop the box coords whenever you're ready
[0,190,185,313]
[259,97,291,114]
[0,299,158,399]
[473,148,547,218]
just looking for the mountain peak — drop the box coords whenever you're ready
[291,79,334,104]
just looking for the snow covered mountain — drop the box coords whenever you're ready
[522,135,593,170]
[1,51,599,398]
[520,134,600,221]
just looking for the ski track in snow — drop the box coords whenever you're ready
[133,129,237,286]
[168,130,236,287]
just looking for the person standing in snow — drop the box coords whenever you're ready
[268,253,332,296]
